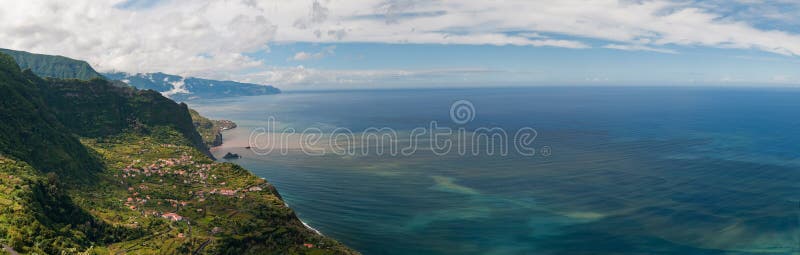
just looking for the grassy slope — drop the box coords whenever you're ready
[75,131,356,255]
[0,52,358,254]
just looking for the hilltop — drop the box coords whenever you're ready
[0,48,104,80]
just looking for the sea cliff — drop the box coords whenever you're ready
[0,51,358,254]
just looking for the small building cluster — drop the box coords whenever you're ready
[116,149,270,227]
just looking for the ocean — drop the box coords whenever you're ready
[188,87,800,255]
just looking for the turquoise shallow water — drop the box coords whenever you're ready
[189,87,800,255]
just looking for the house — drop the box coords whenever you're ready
[162,213,183,221]
[219,189,237,196]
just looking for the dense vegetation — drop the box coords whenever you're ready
[37,77,211,159]
[103,72,280,101]
[0,53,103,180]
[0,48,104,80]
[0,52,357,254]
[189,109,237,147]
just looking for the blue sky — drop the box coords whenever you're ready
[4,0,800,89]
[249,41,800,88]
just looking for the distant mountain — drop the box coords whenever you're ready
[0,49,280,101]
[0,48,104,80]
[104,72,280,101]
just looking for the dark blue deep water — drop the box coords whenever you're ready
[190,87,800,254]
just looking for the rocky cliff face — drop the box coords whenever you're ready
[213,131,224,147]
[37,76,213,158]
[189,109,235,148]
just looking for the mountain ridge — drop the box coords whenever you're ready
[0,49,281,101]
[104,72,280,101]
[0,48,104,80]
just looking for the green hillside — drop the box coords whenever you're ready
[0,52,357,255]
[0,53,103,180]
[0,48,104,80]
[189,109,237,147]
[37,77,211,159]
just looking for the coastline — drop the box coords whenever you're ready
[209,124,234,150]
[207,124,327,237]
[302,220,324,236]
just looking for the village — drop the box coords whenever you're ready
[68,137,340,253]
[115,145,267,233]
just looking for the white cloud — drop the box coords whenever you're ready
[262,0,800,55]
[603,44,678,54]
[236,66,508,89]
[3,0,800,86]
[292,52,314,61]
[291,46,336,61]
[518,32,549,39]
[0,0,275,76]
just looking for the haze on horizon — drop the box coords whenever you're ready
[3,0,800,90]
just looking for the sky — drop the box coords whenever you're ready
[3,0,800,89]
